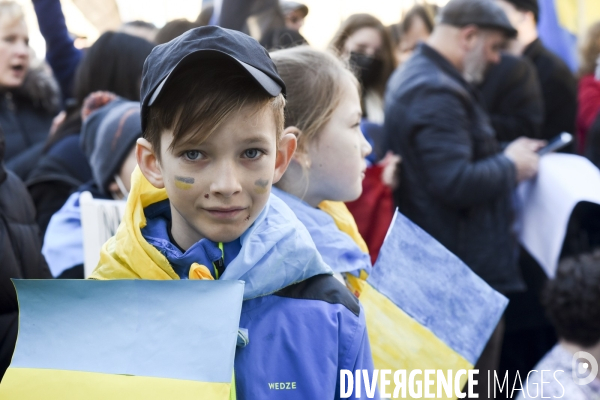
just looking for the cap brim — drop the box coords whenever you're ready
[148,50,282,107]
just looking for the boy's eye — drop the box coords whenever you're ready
[243,149,262,159]
[184,150,202,161]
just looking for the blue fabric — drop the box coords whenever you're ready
[367,212,509,366]
[139,193,375,398]
[538,0,578,72]
[47,135,93,184]
[141,200,241,279]
[360,119,380,165]
[272,187,372,276]
[42,191,84,277]
[236,297,375,399]
[32,0,83,102]
[218,194,333,299]
[11,279,244,383]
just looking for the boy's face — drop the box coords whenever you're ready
[138,103,295,249]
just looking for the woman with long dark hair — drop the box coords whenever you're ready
[330,14,396,126]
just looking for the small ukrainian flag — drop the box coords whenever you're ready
[0,280,244,399]
[358,212,508,398]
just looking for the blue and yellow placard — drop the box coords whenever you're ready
[0,279,244,399]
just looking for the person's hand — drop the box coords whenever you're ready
[48,110,66,137]
[379,151,402,190]
[503,137,546,182]
[81,91,118,122]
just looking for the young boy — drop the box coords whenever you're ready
[91,26,375,399]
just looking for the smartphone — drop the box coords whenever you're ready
[537,132,573,156]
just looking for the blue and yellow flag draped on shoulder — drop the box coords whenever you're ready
[0,279,244,399]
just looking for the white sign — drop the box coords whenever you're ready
[79,192,126,278]
[517,154,600,277]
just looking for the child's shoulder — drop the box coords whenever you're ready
[273,273,360,317]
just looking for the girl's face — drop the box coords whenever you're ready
[0,19,29,88]
[343,27,382,59]
[305,75,372,205]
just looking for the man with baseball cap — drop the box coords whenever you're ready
[92,25,376,399]
[383,0,545,396]
[496,0,577,144]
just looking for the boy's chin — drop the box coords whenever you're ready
[202,225,248,244]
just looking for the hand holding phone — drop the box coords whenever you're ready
[537,133,573,156]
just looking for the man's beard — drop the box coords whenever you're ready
[463,39,489,84]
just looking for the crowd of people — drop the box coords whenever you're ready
[1,0,600,398]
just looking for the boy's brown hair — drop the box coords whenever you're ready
[144,59,285,159]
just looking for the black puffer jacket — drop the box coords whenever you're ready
[0,168,52,379]
[2,62,61,170]
[384,44,522,293]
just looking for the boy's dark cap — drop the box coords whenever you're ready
[439,0,518,38]
[140,25,286,131]
[501,0,539,20]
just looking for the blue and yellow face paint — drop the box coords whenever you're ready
[175,176,195,190]
[0,280,244,400]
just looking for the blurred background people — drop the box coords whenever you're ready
[118,20,158,43]
[330,13,395,128]
[25,31,153,237]
[577,21,600,157]
[494,0,578,381]
[0,2,59,169]
[496,0,577,146]
[479,53,544,143]
[0,124,51,380]
[383,0,546,396]
[43,92,141,279]
[397,4,435,64]
[154,18,198,44]
[280,1,308,32]
[518,251,600,399]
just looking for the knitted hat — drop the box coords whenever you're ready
[80,99,142,195]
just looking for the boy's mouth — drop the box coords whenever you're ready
[204,207,248,219]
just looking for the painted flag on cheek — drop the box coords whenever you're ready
[0,280,244,399]
[355,212,508,396]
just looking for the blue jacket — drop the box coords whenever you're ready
[92,168,376,399]
[42,191,83,277]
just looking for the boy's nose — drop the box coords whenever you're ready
[210,164,242,198]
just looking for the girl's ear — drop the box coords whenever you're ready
[136,138,165,188]
[272,127,299,184]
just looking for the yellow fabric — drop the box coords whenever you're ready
[189,263,215,280]
[0,368,231,400]
[555,0,600,35]
[360,285,472,392]
[90,167,179,281]
[318,201,369,253]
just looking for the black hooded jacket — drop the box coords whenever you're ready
[384,44,523,293]
[0,166,52,379]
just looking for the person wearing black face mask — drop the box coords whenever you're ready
[331,14,396,131]
[349,51,384,89]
